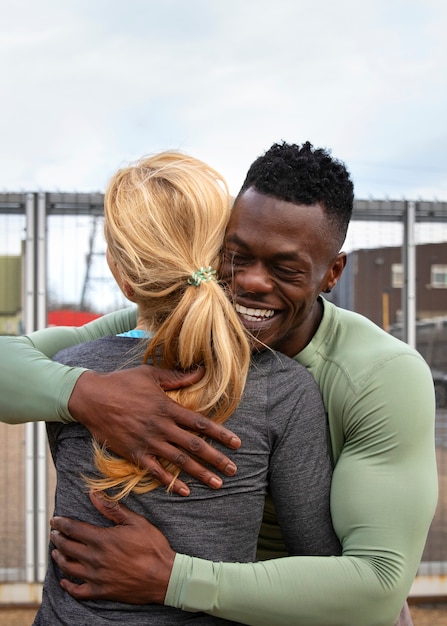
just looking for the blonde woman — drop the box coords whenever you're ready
[35,152,339,625]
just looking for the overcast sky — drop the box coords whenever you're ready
[1,0,446,200]
[1,0,446,308]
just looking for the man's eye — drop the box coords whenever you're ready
[233,256,250,265]
[276,266,301,278]
[224,253,250,266]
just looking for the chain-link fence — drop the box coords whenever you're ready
[0,193,446,601]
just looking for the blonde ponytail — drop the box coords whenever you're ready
[85,152,251,500]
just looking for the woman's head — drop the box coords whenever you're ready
[90,152,251,498]
[104,151,231,328]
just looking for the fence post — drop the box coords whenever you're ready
[24,192,48,583]
[402,200,416,348]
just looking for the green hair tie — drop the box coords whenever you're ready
[187,266,217,287]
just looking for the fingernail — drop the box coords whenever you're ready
[209,476,223,489]
[229,436,241,448]
[224,463,237,476]
[91,490,116,508]
[179,486,190,496]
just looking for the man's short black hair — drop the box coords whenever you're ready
[237,141,354,248]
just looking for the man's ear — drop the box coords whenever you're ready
[324,252,347,292]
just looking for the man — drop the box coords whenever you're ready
[0,142,438,625]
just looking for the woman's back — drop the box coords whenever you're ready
[37,336,340,625]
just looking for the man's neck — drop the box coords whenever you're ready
[280,297,324,358]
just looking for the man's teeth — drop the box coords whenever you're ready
[235,304,274,322]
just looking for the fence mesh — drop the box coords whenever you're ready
[0,198,446,586]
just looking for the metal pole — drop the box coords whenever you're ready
[24,192,48,583]
[36,192,48,582]
[24,193,36,582]
[402,201,416,348]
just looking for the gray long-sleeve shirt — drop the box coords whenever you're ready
[35,336,340,625]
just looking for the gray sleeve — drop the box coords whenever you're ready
[267,356,341,556]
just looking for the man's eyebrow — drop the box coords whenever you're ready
[225,235,303,263]
[224,233,248,248]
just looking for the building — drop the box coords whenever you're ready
[0,255,22,335]
[333,241,447,329]
[332,241,447,405]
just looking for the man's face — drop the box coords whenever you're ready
[221,188,344,357]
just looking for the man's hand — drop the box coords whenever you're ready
[50,491,174,604]
[69,365,242,496]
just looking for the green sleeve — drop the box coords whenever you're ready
[165,354,438,625]
[0,308,136,424]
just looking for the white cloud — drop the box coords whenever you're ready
[0,0,446,199]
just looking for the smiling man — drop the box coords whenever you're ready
[223,189,344,356]
[0,142,438,626]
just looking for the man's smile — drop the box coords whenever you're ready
[234,303,275,322]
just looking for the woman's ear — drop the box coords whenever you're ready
[122,281,136,301]
[106,249,136,302]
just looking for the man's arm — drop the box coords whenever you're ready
[165,354,438,625]
[0,308,243,493]
[0,307,137,424]
[50,353,438,625]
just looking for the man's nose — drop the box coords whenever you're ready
[236,262,273,293]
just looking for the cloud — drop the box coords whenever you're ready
[0,0,446,200]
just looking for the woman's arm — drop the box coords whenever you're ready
[0,308,136,424]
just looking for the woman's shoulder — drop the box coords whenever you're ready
[252,348,317,383]
[54,336,145,371]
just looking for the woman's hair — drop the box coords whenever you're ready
[87,151,251,499]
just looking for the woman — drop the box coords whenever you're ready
[35,151,340,625]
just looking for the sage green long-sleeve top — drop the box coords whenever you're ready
[0,299,438,626]
[0,308,136,424]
